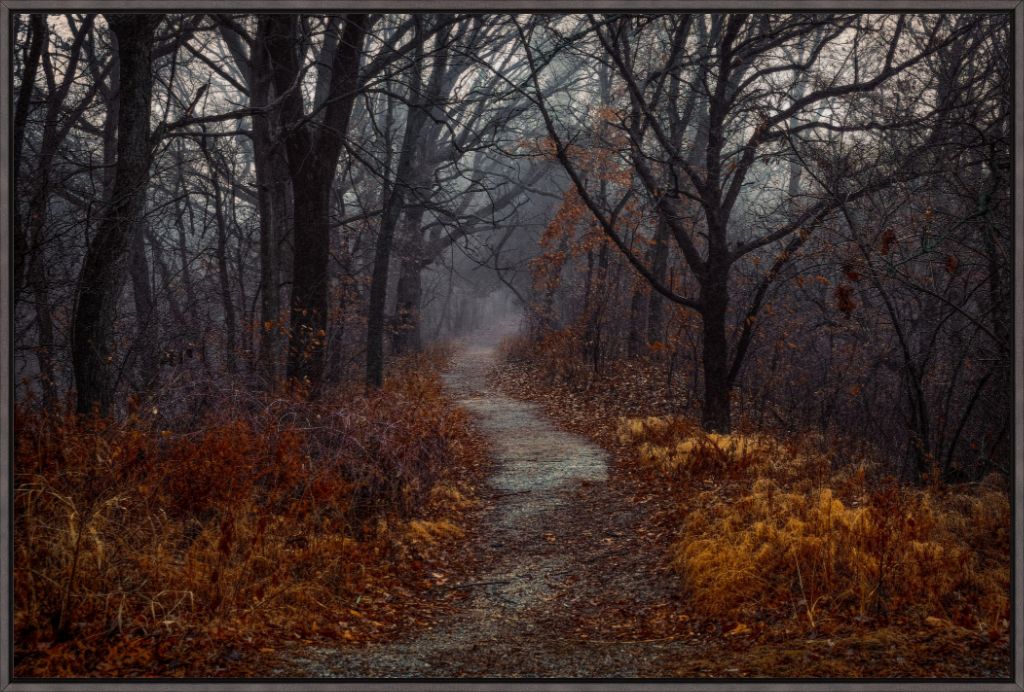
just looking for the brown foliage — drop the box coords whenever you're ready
[834,283,856,316]
[13,356,486,676]
[620,417,1010,635]
[494,344,1010,676]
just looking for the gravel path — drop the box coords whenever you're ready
[276,329,1013,680]
[288,331,693,677]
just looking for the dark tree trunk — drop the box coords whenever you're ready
[582,249,594,313]
[582,241,610,370]
[151,224,186,330]
[249,23,289,386]
[263,13,368,392]
[287,177,331,385]
[392,204,427,355]
[18,15,95,405]
[366,17,445,389]
[392,261,423,354]
[254,147,288,382]
[366,181,403,389]
[27,253,58,407]
[11,14,46,299]
[174,175,199,318]
[699,261,732,433]
[326,217,365,382]
[646,217,671,345]
[201,139,239,373]
[213,176,238,373]
[71,13,161,416]
[129,219,159,389]
[22,154,60,408]
[627,282,647,358]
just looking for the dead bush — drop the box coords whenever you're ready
[618,416,1010,634]
[13,360,484,676]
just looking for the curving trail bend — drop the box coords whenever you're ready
[291,328,689,677]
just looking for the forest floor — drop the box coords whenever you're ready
[277,326,1010,679]
[279,327,702,677]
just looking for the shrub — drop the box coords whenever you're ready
[619,416,1010,634]
[13,362,484,676]
[504,327,588,385]
[617,416,827,483]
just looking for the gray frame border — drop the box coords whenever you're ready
[0,1,1020,690]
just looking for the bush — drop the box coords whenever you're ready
[503,328,589,385]
[618,416,1010,634]
[617,416,829,484]
[13,362,484,675]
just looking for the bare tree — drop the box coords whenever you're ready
[523,13,982,432]
[72,13,163,415]
[263,13,369,391]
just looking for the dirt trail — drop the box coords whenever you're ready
[292,329,690,677]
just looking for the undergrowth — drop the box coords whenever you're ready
[13,354,486,676]
[619,417,1010,637]
[502,333,1010,648]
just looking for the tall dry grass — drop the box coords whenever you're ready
[618,416,1010,635]
[13,360,485,675]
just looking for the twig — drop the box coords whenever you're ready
[435,579,510,591]
[484,490,532,499]
[791,548,816,630]
[577,635,682,645]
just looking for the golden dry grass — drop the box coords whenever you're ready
[618,416,1010,635]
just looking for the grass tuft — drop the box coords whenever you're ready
[13,356,486,676]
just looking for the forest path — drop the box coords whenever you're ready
[292,326,693,677]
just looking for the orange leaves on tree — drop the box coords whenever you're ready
[835,283,856,316]
[879,228,896,255]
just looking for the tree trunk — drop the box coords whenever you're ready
[151,224,187,330]
[18,14,94,406]
[11,14,46,300]
[646,218,671,345]
[326,228,357,382]
[366,182,403,389]
[174,177,199,317]
[129,218,159,389]
[22,158,60,408]
[392,204,427,355]
[366,17,441,389]
[627,281,647,358]
[392,261,423,354]
[263,13,368,393]
[699,265,732,433]
[249,23,288,386]
[583,241,610,370]
[254,147,288,382]
[27,252,58,407]
[286,177,331,385]
[202,140,239,374]
[213,181,238,374]
[71,13,161,415]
